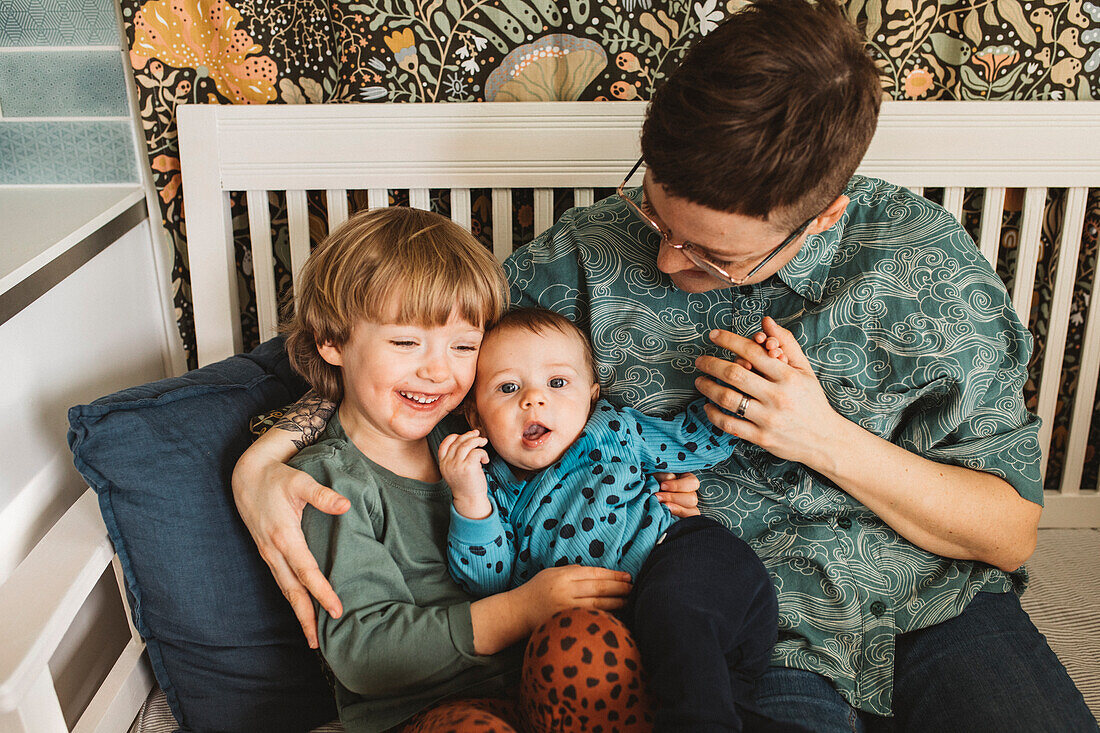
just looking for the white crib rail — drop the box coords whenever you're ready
[0,489,152,732]
[178,101,1100,527]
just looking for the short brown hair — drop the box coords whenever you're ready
[641,0,882,227]
[483,307,597,383]
[285,207,509,401]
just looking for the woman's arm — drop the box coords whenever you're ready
[695,318,1040,572]
[232,391,349,647]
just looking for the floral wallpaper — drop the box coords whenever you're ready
[118,0,1100,491]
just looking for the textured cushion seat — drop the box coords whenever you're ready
[68,338,336,733]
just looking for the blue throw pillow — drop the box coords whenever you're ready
[68,338,336,732]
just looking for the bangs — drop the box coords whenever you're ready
[367,262,502,329]
[347,219,507,330]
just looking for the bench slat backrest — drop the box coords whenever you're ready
[178,100,1100,526]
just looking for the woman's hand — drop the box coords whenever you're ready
[437,430,493,519]
[697,317,1040,571]
[232,439,350,648]
[694,316,843,467]
[653,472,701,517]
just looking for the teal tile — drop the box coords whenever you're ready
[1,0,120,46]
[0,50,129,116]
[0,120,138,183]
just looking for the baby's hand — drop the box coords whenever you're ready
[752,331,789,364]
[438,430,492,519]
[734,321,789,370]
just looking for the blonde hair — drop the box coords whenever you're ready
[285,207,509,401]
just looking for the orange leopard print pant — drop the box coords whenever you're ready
[398,608,653,732]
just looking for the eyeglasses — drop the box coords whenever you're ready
[616,158,818,286]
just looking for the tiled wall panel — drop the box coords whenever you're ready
[0,0,120,47]
[0,120,138,183]
[0,50,129,116]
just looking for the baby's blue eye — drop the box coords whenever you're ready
[549,378,567,388]
[500,383,518,394]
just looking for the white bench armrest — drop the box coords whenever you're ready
[0,488,116,712]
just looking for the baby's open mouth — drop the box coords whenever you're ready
[522,422,550,443]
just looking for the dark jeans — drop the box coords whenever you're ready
[752,591,1098,733]
[624,515,782,732]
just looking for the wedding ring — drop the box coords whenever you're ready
[736,395,750,417]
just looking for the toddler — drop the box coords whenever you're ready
[286,209,639,732]
[441,307,781,731]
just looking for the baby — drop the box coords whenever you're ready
[440,307,781,731]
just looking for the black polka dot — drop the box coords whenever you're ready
[589,448,602,461]
[560,523,576,538]
[543,518,558,530]
[601,475,616,484]
[678,451,686,461]
[609,420,621,430]
[593,465,603,475]
[589,539,605,557]
[581,517,594,531]
[608,513,617,525]
[470,546,486,556]
[605,494,620,504]
[685,441,697,451]
[582,487,594,499]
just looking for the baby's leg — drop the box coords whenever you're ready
[521,608,654,731]
[627,516,778,732]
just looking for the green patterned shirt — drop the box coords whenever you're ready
[503,175,1042,716]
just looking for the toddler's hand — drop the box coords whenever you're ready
[517,566,633,628]
[438,430,492,519]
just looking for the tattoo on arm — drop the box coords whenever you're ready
[272,391,337,450]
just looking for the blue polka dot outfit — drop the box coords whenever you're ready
[446,397,737,595]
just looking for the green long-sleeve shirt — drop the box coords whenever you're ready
[296,413,521,733]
